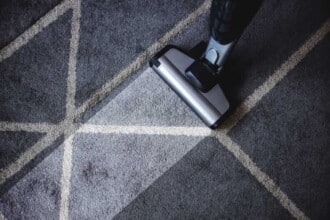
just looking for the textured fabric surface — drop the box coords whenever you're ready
[0,0,329,219]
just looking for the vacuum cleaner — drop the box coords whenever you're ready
[150,0,261,128]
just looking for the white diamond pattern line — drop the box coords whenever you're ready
[59,0,82,219]
[0,0,71,63]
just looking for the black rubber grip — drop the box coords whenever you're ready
[210,0,261,44]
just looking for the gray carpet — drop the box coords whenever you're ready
[0,0,330,219]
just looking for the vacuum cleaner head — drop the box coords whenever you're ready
[150,0,261,128]
[150,43,230,129]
